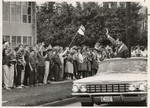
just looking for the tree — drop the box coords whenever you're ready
[37,2,147,47]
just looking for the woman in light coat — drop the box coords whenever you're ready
[65,51,74,80]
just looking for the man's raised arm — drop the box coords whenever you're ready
[106,29,117,46]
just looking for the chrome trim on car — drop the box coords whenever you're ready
[72,92,147,96]
[86,84,130,93]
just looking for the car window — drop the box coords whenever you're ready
[97,59,147,74]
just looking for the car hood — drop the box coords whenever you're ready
[74,73,147,84]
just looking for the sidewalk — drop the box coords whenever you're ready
[2,80,73,106]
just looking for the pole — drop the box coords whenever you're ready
[68,32,78,48]
[125,2,131,53]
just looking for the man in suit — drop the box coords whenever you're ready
[105,29,130,58]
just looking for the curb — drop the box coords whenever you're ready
[38,97,77,106]
[50,80,73,84]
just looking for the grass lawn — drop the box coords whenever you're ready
[2,81,73,106]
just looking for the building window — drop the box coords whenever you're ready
[4,2,32,23]
[12,36,17,46]
[23,15,27,23]
[3,35,10,42]
[28,16,31,23]
[22,2,27,23]
[23,36,27,45]
[9,2,21,22]
[28,2,32,6]
[16,2,21,22]
[12,36,22,47]
[17,36,21,46]
[28,2,32,23]
[12,36,32,47]
[22,2,32,23]
[28,7,31,15]
[23,36,32,46]
[28,36,32,46]
[11,2,16,22]
[3,2,10,21]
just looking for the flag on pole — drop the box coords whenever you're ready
[77,25,85,36]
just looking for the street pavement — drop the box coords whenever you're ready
[63,102,145,107]
[62,102,119,107]
[63,102,100,107]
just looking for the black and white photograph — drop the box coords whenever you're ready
[1,0,148,107]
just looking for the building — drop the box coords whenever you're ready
[3,1,37,47]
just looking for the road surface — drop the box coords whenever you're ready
[63,102,145,107]
[63,102,107,107]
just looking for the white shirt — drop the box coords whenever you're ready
[59,50,67,64]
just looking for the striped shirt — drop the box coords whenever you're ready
[16,51,23,65]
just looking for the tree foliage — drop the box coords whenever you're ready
[37,2,147,47]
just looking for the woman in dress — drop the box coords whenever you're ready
[65,50,74,80]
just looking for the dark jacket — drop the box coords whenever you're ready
[108,36,130,58]
[52,55,62,66]
[3,49,10,65]
[116,44,129,58]
[37,52,45,66]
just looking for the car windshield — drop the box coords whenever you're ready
[97,59,147,74]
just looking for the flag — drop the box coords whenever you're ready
[77,25,85,35]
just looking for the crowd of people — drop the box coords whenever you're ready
[131,45,147,57]
[2,31,147,90]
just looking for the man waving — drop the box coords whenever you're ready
[106,29,130,58]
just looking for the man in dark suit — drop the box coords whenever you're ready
[106,29,130,58]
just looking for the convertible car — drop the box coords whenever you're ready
[72,57,147,106]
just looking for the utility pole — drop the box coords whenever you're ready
[125,2,131,53]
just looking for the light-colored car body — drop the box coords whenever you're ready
[72,57,147,106]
